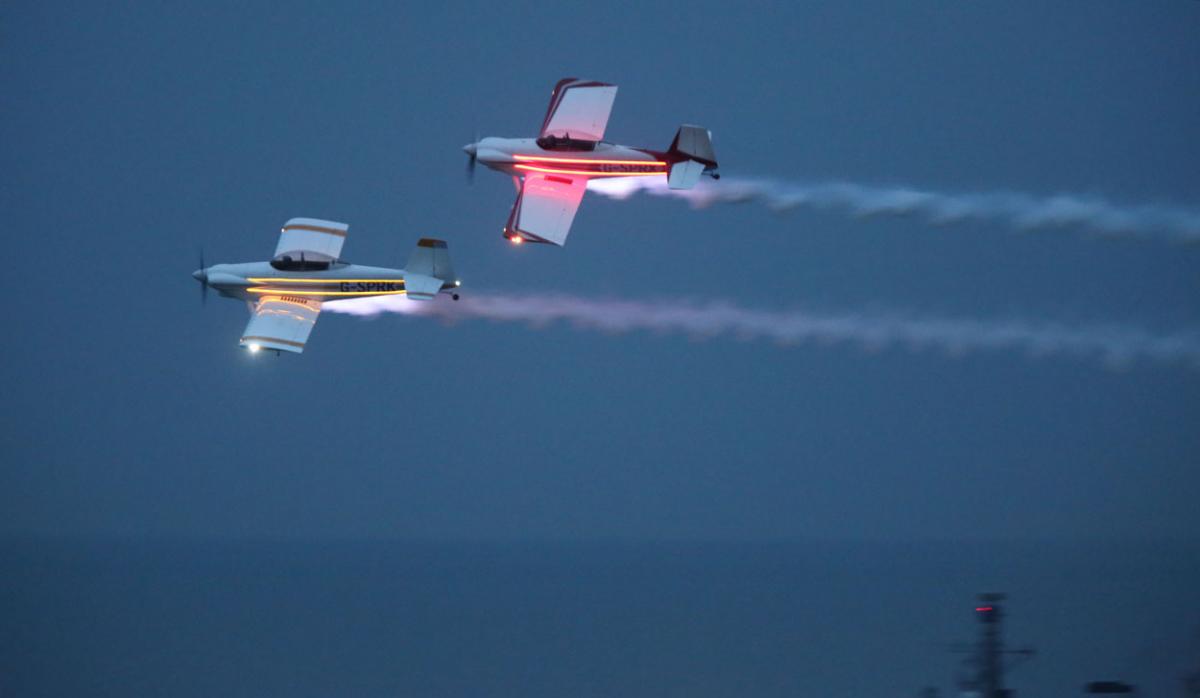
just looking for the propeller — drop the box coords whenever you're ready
[463,131,478,183]
[194,248,208,306]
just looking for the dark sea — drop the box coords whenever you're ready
[2,540,1197,697]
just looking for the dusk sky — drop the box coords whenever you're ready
[6,1,1197,542]
[3,3,1199,696]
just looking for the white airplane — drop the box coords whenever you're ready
[192,218,460,354]
[463,77,719,246]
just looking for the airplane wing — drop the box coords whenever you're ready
[274,218,348,262]
[504,171,589,246]
[540,78,617,142]
[239,296,321,354]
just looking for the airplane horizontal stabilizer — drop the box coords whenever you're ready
[403,273,443,300]
[668,160,704,190]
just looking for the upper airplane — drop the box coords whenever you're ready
[463,78,719,247]
[192,218,460,354]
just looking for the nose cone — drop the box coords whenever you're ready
[462,143,477,157]
[192,268,206,281]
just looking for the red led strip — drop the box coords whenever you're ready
[513,154,668,166]
[514,164,664,177]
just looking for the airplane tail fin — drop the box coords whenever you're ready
[405,238,458,300]
[666,124,719,190]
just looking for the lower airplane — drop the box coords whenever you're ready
[463,77,719,247]
[192,218,460,354]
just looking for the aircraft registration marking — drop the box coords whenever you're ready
[338,282,404,292]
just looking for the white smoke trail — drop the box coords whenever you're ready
[586,177,1200,243]
[325,293,1200,370]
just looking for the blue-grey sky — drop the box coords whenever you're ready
[2,1,1198,542]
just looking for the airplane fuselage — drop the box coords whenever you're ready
[471,138,669,180]
[464,78,718,247]
[197,262,414,304]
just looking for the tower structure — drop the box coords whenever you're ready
[957,593,1035,698]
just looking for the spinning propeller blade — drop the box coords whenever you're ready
[463,132,478,184]
[195,248,208,306]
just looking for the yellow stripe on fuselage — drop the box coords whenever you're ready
[247,287,408,297]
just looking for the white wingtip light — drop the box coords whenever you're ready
[248,343,261,353]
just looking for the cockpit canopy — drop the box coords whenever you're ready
[270,253,333,271]
[535,133,598,152]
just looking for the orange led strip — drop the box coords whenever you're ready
[248,287,408,297]
[514,164,664,177]
[513,154,667,166]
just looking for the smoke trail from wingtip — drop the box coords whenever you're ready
[586,177,1200,243]
[325,293,1200,371]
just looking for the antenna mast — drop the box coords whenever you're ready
[958,593,1035,698]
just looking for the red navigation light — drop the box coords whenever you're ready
[975,606,994,612]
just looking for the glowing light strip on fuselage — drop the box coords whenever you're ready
[246,278,405,284]
[248,287,409,297]
[513,154,667,166]
[514,164,665,177]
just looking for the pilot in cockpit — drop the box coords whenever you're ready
[269,252,336,271]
